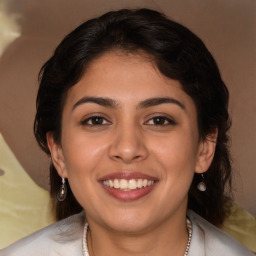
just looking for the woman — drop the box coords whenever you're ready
[1,8,253,256]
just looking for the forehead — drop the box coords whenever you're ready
[67,51,185,102]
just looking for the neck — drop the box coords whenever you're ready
[86,212,188,256]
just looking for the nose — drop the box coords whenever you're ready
[109,123,148,164]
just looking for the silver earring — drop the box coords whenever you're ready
[57,177,67,201]
[197,174,206,192]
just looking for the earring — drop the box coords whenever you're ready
[197,174,206,192]
[57,177,67,201]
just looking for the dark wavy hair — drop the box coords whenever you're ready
[34,8,232,225]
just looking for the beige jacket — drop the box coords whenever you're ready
[1,210,254,255]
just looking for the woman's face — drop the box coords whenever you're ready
[48,51,215,233]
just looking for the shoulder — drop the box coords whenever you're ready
[187,210,254,256]
[0,211,85,256]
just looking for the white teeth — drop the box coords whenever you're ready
[103,178,155,190]
[103,180,109,186]
[120,179,128,189]
[142,179,148,187]
[114,179,120,189]
[128,179,137,189]
[137,179,143,188]
[109,180,114,187]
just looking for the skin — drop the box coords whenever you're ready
[47,51,217,256]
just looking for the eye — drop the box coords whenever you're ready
[146,116,176,126]
[81,116,110,126]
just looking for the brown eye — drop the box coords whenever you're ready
[153,117,167,125]
[146,116,176,126]
[81,116,109,126]
[90,117,104,125]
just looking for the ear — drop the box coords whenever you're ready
[195,129,218,174]
[46,132,68,178]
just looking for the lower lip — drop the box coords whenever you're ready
[101,183,157,201]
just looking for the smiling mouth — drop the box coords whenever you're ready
[102,179,155,191]
[99,173,158,201]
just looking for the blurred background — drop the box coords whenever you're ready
[0,0,255,218]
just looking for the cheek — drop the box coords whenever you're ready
[151,131,199,170]
[60,136,107,209]
[149,130,199,197]
[61,133,107,178]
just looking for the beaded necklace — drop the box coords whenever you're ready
[82,218,192,256]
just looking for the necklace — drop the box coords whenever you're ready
[82,218,192,256]
[82,223,90,256]
[184,218,192,256]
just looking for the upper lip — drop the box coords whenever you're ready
[99,172,158,181]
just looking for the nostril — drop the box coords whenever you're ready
[0,169,5,176]
[109,136,148,163]
[113,154,143,162]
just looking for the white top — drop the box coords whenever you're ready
[0,210,254,256]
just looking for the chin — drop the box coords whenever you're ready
[101,210,155,234]
[109,221,151,234]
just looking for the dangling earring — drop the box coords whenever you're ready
[57,177,67,201]
[197,173,206,192]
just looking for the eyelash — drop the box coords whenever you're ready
[145,116,176,126]
[81,115,110,126]
[81,115,176,127]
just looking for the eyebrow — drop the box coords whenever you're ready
[72,96,185,111]
[72,97,118,110]
[138,97,185,110]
